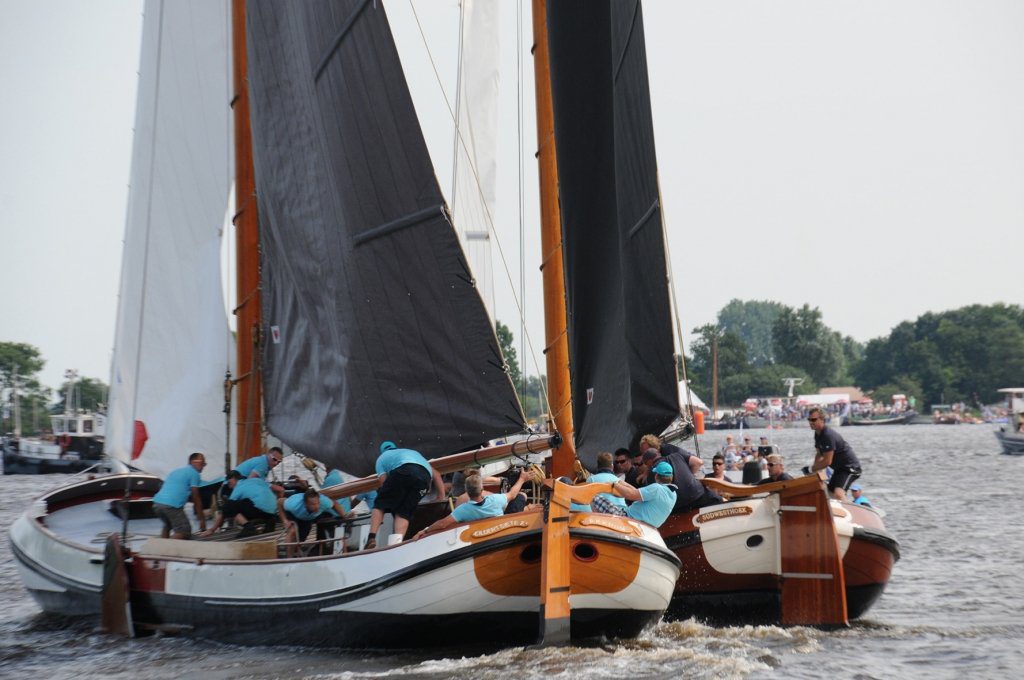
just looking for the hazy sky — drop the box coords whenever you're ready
[2,0,1022,393]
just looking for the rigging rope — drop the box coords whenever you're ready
[406,0,553,422]
[657,173,700,456]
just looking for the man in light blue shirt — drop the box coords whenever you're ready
[232,446,285,497]
[152,452,208,539]
[365,441,445,549]
[598,461,677,528]
[282,488,352,557]
[586,451,627,513]
[415,468,533,538]
[323,468,376,513]
[200,472,287,537]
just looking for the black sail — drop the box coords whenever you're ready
[246,1,525,475]
[546,0,679,462]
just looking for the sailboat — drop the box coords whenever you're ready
[9,0,681,648]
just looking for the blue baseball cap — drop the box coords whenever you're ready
[850,483,861,491]
[652,461,674,477]
[380,441,397,454]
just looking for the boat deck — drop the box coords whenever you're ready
[45,499,170,550]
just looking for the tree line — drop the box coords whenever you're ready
[1,342,108,436]
[682,299,1024,409]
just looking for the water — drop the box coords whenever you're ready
[2,425,1021,679]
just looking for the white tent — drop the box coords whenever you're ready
[795,393,850,407]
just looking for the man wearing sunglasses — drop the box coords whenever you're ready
[756,453,793,485]
[613,447,640,486]
[807,407,861,500]
[233,445,286,496]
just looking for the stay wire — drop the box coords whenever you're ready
[407,0,552,418]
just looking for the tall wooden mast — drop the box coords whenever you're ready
[531,0,575,478]
[231,0,263,464]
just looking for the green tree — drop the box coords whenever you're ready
[0,342,52,436]
[494,320,522,388]
[717,299,789,367]
[772,305,846,385]
[855,304,1024,407]
[56,375,108,412]
[687,324,751,405]
[870,375,923,407]
[746,364,817,397]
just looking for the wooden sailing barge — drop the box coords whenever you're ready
[11,0,683,647]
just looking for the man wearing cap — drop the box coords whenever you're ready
[851,484,872,507]
[598,461,677,528]
[641,433,723,513]
[365,441,445,550]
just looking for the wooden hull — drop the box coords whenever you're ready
[11,474,680,648]
[660,477,898,626]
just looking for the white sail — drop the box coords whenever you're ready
[106,0,234,479]
[451,0,500,318]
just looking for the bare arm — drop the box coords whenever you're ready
[277,497,291,530]
[415,513,457,539]
[688,456,703,474]
[610,479,643,503]
[431,468,446,499]
[504,470,531,503]
[811,450,834,471]
[190,486,207,531]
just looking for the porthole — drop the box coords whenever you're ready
[572,542,598,562]
[746,534,764,548]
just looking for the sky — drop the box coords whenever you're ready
[2,0,1023,394]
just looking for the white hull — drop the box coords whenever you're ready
[11,474,679,647]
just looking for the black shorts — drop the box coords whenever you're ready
[223,498,276,524]
[285,512,317,542]
[829,467,861,493]
[376,463,431,520]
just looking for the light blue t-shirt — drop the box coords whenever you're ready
[853,496,872,507]
[588,471,627,509]
[284,492,337,520]
[626,482,677,528]
[323,470,366,512]
[235,454,270,479]
[153,465,201,508]
[323,469,343,487]
[451,493,508,522]
[375,448,432,477]
[230,477,279,514]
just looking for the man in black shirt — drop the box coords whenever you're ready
[808,406,862,500]
[640,434,722,513]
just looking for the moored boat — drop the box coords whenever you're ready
[847,410,916,426]
[3,370,109,475]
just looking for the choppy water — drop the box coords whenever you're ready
[2,425,1021,679]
